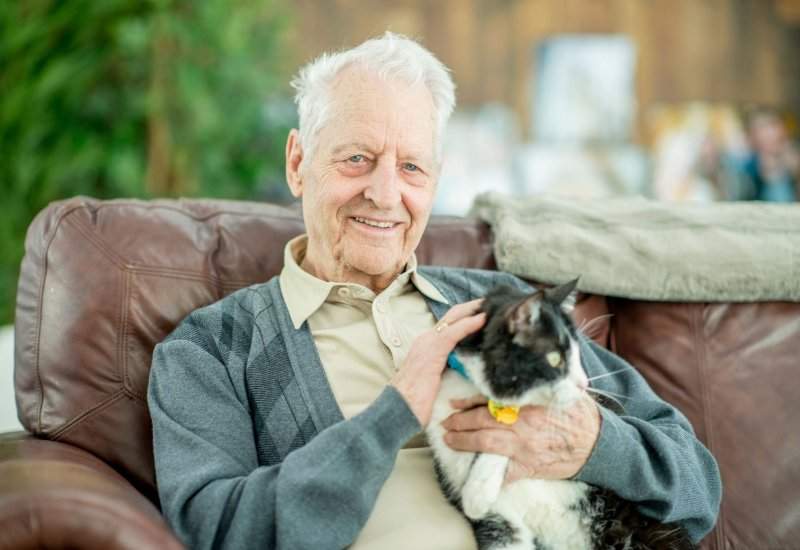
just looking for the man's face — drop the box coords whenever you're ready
[286,68,439,290]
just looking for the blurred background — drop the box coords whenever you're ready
[1,1,800,428]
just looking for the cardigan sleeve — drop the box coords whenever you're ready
[574,338,722,542]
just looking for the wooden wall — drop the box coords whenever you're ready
[288,0,800,141]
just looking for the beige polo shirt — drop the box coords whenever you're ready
[279,235,476,549]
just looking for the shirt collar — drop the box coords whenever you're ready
[279,234,450,329]
[410,266,450,306]
[279,235,335,329]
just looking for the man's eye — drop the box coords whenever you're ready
[348,155,366,163]
[402,162,419,172]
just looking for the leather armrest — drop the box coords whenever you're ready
[0,434,183,549]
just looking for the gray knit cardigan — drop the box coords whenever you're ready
[148,267,721,549]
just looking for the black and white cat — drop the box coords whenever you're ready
[426,280,695,550]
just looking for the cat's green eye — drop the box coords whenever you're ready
[546,351,562,368]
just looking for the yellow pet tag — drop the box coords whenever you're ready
[488,400,520,425]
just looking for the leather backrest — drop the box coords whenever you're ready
[607,299,800,550]
[13,197,497,501]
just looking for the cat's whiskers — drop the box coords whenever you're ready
[586,387,630,400]
[586,387,629,411]
[576,313,614,334]
[587,367,635,382]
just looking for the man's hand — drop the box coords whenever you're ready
[441,393,601,482]
[391,299,485,426]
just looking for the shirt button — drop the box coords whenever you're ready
[338,287,350,297]
[376,301,387,313]
[391,336,402,347]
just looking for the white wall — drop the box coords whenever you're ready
[0,326,24,433]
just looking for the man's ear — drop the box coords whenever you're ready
[285,129,304,198]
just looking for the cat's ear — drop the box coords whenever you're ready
[507,292,543,337]
[545,278,579,314]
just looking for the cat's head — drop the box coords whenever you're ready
[461,279,588,408]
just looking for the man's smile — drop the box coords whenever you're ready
[349,215,403,233]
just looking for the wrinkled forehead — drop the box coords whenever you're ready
[317,67,438,157]
[328,65,434,112]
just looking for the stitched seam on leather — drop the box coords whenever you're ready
[67,212,236,400]
[691,304,724,550]
[71,203,279,287]
[119,272,154,403]
[127,264,251,287]
[67,215,127,269]
[36,210,125,438]
[93,199,301,222]
[121,269,133,398]
[118,270,242,400]
[49,389,128,440]
[33,202,95,433]
[123,385,148,404]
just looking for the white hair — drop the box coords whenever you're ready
[290,32,456,161]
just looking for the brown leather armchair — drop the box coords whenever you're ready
[2,197,798,549]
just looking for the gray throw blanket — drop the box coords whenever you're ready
[470,192,800,302]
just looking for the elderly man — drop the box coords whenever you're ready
[148,33,720,549]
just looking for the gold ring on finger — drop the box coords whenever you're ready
[435,320,449,333]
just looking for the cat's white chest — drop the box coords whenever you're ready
[427,368,594,549]
[427,370,483,489]
[498,479,593,549]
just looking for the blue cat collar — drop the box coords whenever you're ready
[447,352,470,380]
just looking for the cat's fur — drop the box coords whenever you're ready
[426,281,695,550]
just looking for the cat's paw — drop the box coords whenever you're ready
[461,475,502,519]
[461,454,507,520]
[462,489,493,520]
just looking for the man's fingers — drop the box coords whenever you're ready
[442,404,501,431]
[449,394,488,410]
[435,311,486,344]
[446,298,484,319]
[435,298,484,328]
[443,428,515,456]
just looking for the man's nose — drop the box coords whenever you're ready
[363,159,401,209]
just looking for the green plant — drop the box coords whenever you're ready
[0,0,294,325]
